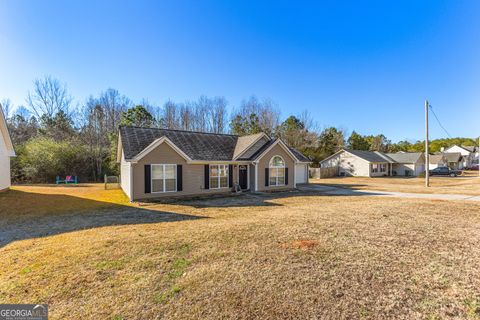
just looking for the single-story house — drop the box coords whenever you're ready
[117,126,311,201]
[443,145,478,168]
[429,154,448,170]
[386,152,426,176]
[439,152,463,170]
[0,107,15,191]
[320,149,425,177]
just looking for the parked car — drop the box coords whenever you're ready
[429,167,461,177]
[465,164,479,171]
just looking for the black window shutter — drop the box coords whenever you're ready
[285,168,289,185]
[204,165,210,189]
[265,168,269,186]
[177,165,183,191]
[228,164,233,188]
[145,165,151,194]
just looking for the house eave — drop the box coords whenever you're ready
[122,158,253,165]
[233,132,270,161]
[131,136,192,162]
[252,139,301,163]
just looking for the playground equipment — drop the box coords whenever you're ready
[56,175,78,184]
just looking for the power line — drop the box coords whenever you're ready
[428,104,452,138]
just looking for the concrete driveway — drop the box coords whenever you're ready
[299,184,480,202]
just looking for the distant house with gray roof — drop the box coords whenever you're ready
[443,145,478,169]
[117,126,311,201]
[429,154,448,170]
[320,149,425,177]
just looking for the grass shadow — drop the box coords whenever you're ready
[0,190,204,248]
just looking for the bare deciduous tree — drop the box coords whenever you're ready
[98,88,132,133]
[209,96,228,133]
[193,96,209,132]
[179,102,194,131]
[27,76,72,118]
[231,96,281,136]
[163,100,180,129]
[1,98,13,119]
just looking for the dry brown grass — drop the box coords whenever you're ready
[1,184,131,220]
[1,185,480,319]
[311,176,480,196]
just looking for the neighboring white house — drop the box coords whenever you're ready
[0,107,15,191]
[320,149,425,177]
[443,145,478,168]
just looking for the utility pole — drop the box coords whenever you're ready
[425,100,430,187]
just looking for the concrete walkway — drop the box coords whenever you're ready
[299,184,480,202]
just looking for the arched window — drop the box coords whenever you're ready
[269,156,285,186]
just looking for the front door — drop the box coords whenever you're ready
[239,165,248,190]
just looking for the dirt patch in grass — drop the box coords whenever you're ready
[1,186,480,319]
[282,239,318,250]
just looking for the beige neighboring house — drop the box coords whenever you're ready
[320,149,425,177]
[0,107,15,191]
[117,126,311,201]
[429,154,447,170]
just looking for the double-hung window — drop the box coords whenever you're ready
[380,164,387,173]
[269,156,285,186]
[152,164,177,193]
[371,164,379,173]
[210,164,229,189]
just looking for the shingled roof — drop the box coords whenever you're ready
[233,133,266,159]
[385,152,424,164]
[441,152,463,163]
[322,149,426,165]
[429,154,446,164]
[461,146,477,153]
[344,149,395,163]
[289,147,311,162]
[119,126,310,162]
[120,126,237,161]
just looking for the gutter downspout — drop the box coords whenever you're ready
[254,162,258,191]
[130,162,134,202]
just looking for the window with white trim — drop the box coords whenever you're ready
[210,164,229,189]
[380,163,387,173]
[371,164,379,173]
[269,156,285,186]
[152,164,177,193]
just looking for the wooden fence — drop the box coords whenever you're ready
[309,167,337,179]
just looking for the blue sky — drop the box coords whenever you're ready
[0,0,479,141]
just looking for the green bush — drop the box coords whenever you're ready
[19,137,90,183]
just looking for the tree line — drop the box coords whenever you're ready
[1,76,477,183]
